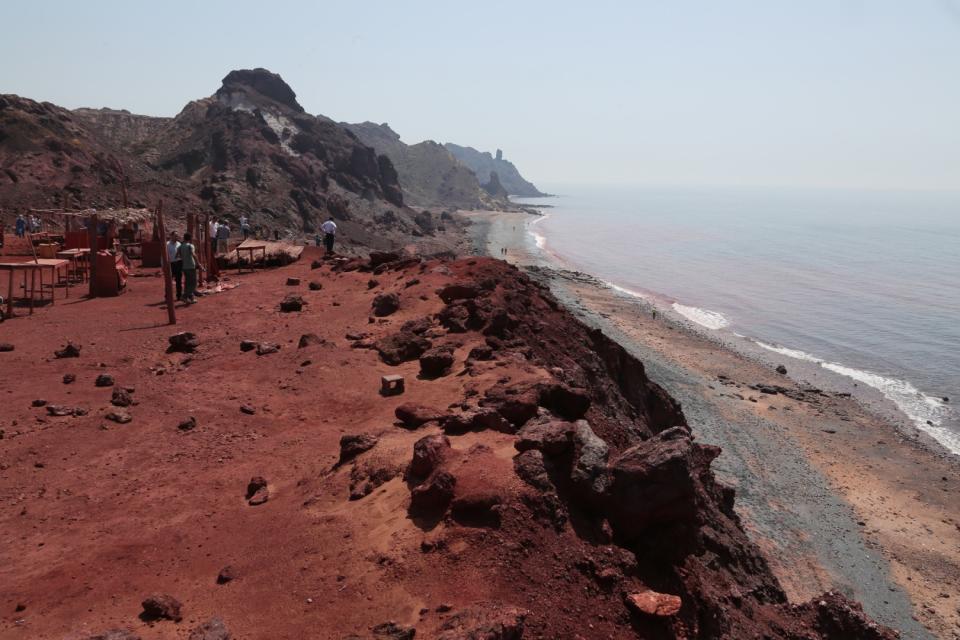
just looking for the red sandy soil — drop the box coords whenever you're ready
[0,249,897,639]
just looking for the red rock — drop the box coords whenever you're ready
[54,342,81,358]
[625,590,682,617]
[437,282,479,303]
[140,593,183,622]
[409,470,456,515]
[279,295,304,312]
[372,292,400,316]
[419,345,455,378]
[410,434,450,478]
[167,332,198,353]
[111,387,133,407]
[188,617,230,640]
[338,433,379,465]
[395,403,443,428]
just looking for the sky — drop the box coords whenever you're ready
[2,1,959,190]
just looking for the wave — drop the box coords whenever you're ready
[672,303,730,330]
[605,282,649,300]
[755,341,958,454]
[527,212,548,249]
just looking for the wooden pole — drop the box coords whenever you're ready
[87,214,98,298]
[155,201,177,325]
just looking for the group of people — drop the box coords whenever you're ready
[13,214,42,237]
[206,216,254,256]
[165,231,202,304]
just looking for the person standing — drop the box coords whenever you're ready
[239,215,250,240]
[320,217,337,254]
[166,231,183,300]
[216,221,230,254]
[177,232,199,304]
[15,214,25,238]
[209,217,219,255]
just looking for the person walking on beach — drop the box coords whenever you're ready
[177,232,200,304]
[216,220,230,254]
[166,231,183,300]
[15,214,25,238]
[320,217,337,254]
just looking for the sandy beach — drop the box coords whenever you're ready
[463,208,960,640]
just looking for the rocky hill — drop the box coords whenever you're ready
[344,121,504,210]
[444,143,547,197]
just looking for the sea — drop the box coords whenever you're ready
[513,185,960,455]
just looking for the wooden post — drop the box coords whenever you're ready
[155,201,177,325]
[87,214,98,298]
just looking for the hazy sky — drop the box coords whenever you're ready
[3,1,958,190]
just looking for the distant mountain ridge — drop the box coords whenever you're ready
[444,143,547,197]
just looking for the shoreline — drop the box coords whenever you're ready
[461,207,960,639]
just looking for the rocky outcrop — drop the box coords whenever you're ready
[444,143,547,197]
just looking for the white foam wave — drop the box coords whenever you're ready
[754,341,957,454]
[672,303,730,330]
[606,282,649,300]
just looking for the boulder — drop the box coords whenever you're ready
[376,331,432,365]
[94,373,115,387]
[338,433,379,465]
[239,340,258,352]
[105,410,132,424]
[110,387,133,407]
[369,251,401,268]
[246,476,269,505]
[372,292,400,316]
[514,420,575,456]
[513,449,554,492]
[255,342,280,356]
[140,594,183,622]
[437,283,479,303]
[409,470,456,515]
[54,342,81,358]
[625,590,682,617]
[419,345,455,378]
[776,364,788,375]
[436,603,529,640]
[395,403,443,428]
[279,295,304,312]
[467,345,494,361]
[167,332,199,353]
[410,434,451,478]
[286,277,301,286]
[298,333,323,348]
[178,416,197,431]
[188,618,231,640]
[538,383,591,421]
[570,421,609,494]
[308,281,322,291]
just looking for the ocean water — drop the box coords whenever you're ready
[515,185,960,454]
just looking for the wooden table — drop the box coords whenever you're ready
[0,258,70,317]
[236,245,267,274]
[57,248,91,283]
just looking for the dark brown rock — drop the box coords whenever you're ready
[0,343,14,352]
[286,277,301,286]
[376,331,432,365]
[111,387,133,407]
[419,345,455,378]
[167,332,199,353]
[371,621,414,639]
[31,399,47,407]
[216,565,235,584]
[372,292,400,316]
[436,603,529,640]
[255,342,280,356]
[298,333,323,348]
[410,434,450,478]
[62,373,76,384]
[279,295,304,312]
[178,416,197,431]
[776,364,788,375]
[240,404,256,415]
[188,617,231,640]
[54,342,81,358]
[105,410,132,424]
[246,476,269,505]
[437,283,479,303]
[338,433,379,465]
[95,374,115,387]
[308,281,322,291]
[239,340,257,352]
[395,403,443,428]
[369,251,401,268]
[467,345,494,361]
[409,470,456,515]
[515,420,575,456]
[140,594,183,622]
[538,383,591,421]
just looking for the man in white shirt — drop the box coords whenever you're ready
[166,232,183,300]
[320,217,337,254]
[239,215,250,240]
[209,218,219,255]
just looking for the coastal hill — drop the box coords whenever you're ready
[444,143,548,197]
[344,121,501,209]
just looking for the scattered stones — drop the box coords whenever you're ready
[94,373,115,387]
[31,399,47,407]
[409,470,456,515]
[279,295,304,312]
[216,565,235,584]
[298,333,323,348]
[256,342,280,356]
[240,404,256,415]
[372,292,400,317]
[111,387,133,407]
[105,410,132,424]
[625,590,682,617]
[419,345,455,378]
[371,621,415,640]
[0,342,13,352]
[308,281,322,291]
[409,434,450,478]
[140,594,183,622]
[240,340,258,352]
[188,618,230,640]
[178,416,197,431]
[246,476,269,505]
[54,342,81,358]
[338,433,379,465]
[286,277,301,286]
[167,332,199,353]
[62,373,76,384]
[776,364,788,375]
[395,403,442,428]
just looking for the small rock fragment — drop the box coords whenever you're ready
[246,476,269,505]
[111,387,133,407]
[410,434,450,478]
[419,346,455,378]
[298,333,323,348]
[105,410,132,424]
[62,373,76,384]
[54,342,81,358]
[31,399,47,407]
[140,594,183,622]
[286,277,301,286]
[371,621,415,639]
[0,343,14,352]
[94,374,115,387]
[279,295,304,312]
[372,292,400,317]
[308,281,322,291]
[188,618,230,640]
[625,590,682,617]
[178,416,197,431]
[776,364,788,375]
[338,433,379,465]
[216,565,235,584]
[240,404,256,415]
[167,332,199,353]
[239,340,258,352]
[255,342,280,356]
